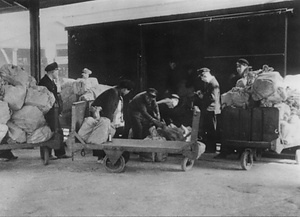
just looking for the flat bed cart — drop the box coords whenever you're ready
[0,106,62,165]
[221,106,300,170]
[67,101,202,173]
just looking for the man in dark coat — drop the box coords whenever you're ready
[157,94,180,126]
[216,58,251,158]
[91,79,134,162]
[196,67,221,153]
[39,62,69,159]
[128,88,164,139]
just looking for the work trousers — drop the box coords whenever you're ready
[199,110,218,152]
[45,108,65,157]
[130,113,152,140]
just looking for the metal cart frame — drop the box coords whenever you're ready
[66,101,202,173]
[221,106,299,170]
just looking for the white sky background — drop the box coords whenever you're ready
[0,0,292,62]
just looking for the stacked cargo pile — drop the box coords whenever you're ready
[0,64,55,144]
[59,76,112,126]
[221,65,300,146]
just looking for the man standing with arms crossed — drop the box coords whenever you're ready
[39,62,69,159]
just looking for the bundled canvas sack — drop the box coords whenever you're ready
[74,77,99,94]
[85,77,99,89]
[12,105,46,133]
[7,121,26,143]
[0,100,11,124]
[73,79,86,95]
[78,117,99,142]
[87,117,116,144]
[79,90,95,101]
[157,125,185,141]
[28,76,37,88]
[252,71,287,104]
[274,103,291,120]
[142,126,167,162]
[27,125,53,143]
[0,124,8,143]
[221,87,250,108]
[0,64,31,87]
[196,141,206,159]
[2,84,27,111]
[60,78,77,112]
[25,86,55,114]
[280,115,300,145]
[284,74,300,91]
[180,125,192,142]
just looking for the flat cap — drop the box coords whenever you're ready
[147,88,158,98]
[45,62,59,72]
[82,68,92,75]
[197,67,210,76]
[237,58,249,66]
[171,94,180,99]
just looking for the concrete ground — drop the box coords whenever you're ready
[0,148,300,216]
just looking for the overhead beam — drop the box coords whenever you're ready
[13,0,28,10]
[1,0,27,9]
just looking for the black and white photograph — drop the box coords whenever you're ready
[0,0,300,216]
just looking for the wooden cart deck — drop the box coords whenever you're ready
[0,106,62,165]
[67,101,202,172]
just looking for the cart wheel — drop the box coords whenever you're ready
[240,150,253,170]
[253,150,262,162]
[41,147,50,166]
[181,157,195,171]
[103,155,126,173]
[122,151,130,164]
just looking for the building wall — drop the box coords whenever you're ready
[67,1,300,95]
[68,23,140,86]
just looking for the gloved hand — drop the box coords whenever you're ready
[153,119,165,128]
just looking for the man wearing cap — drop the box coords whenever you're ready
[230,58,250,88]
[80,68,95,92]
[157,94,180,126]
[91,79,134,163]
[39,62,69,159]
[81,68,92,79]
[128,88,164,139]
[196,67,221,153]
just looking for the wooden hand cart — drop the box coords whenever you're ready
[221,106,300,170]
[0,105,62,165]
[66,101,203,173]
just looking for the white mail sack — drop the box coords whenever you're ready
[0,124,8,143]
[27,125,53,144]
[87,117,116,145]
[0,100,11,124]
[12,105,46,133]
[3,84,26,111]
[25,86,55,114]
[7,121,26,143]
[0,64,31,87]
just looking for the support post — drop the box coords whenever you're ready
[283,14,288,77]
[29,0,41,82]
